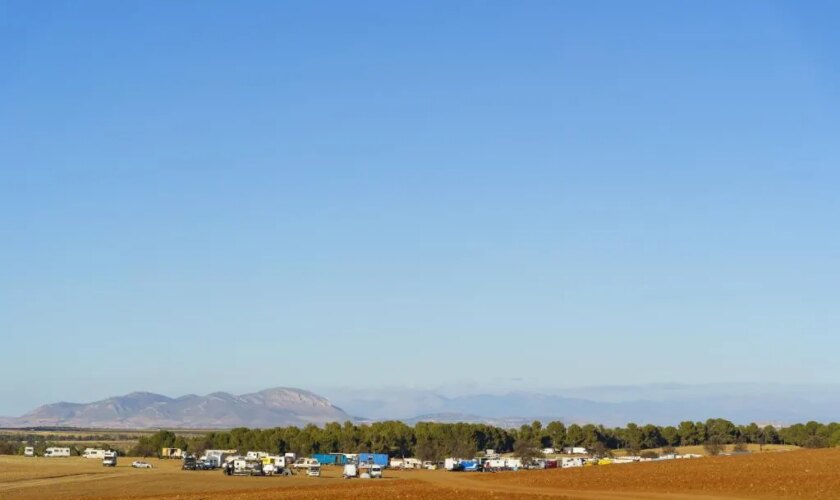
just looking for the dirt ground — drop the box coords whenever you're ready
[1,448,839,499]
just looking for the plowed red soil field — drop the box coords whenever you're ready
[2,448,838,499]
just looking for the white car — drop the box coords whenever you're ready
[132,461,153,469]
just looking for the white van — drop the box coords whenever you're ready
[24,447,35,457]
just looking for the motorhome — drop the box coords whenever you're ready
[203,450,236,469]
[561,457,585,468]
[261,455,291,476]
[24,447,35,457]
[369,464,383,478]
[102,451,117,467]
[392,458,423,468]
[44,447,71,457]
[246,451,270,461]
[292,457,320,469]
[232,458,264,476]
[83,448,107,459]
[343,463,358,478]
[444,458,462,471]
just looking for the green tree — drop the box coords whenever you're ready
[513,437,543,465]
[566,424,585,447]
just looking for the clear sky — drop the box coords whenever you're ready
[1,0,839,415]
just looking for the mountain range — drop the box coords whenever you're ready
[322,383,840,427]
[3,383,840,429]
[0,387,350,429]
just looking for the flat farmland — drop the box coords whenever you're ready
[2,448,840,499]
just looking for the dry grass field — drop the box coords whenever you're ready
[608,443,798,457]
[2,448,839,499]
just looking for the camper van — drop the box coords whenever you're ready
[83,448,107,459]
[102,451,118,467]
[44,447,71,458]
[343,463,358,478]
[24,447,35,457]
[262,455,293,475]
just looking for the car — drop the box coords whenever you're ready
[182,455,198,470]
[132,461,153,469]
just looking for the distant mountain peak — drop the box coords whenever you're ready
[8,387,351,429]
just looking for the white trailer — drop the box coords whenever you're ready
[24,447,35,457]
[45,447,71,457]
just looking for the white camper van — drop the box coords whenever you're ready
[83,448,107,459]
[44,447,71,458]
[102,451,118,467]
[24,447,35,457]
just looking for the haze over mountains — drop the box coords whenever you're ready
[2,384,839,429]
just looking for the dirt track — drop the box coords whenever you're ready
[2,448,839,499]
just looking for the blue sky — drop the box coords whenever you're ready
[1,0,839,415]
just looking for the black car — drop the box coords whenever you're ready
[182,455,198,470]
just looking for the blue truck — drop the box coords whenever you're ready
[358,453,389,467]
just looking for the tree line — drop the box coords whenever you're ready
[128,418,840,459]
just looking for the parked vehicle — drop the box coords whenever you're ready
[343,463,358,479]
[292,458,320,469]
[182,455,198,470]
[246,451,270,461]
[24,447,34,457]
[232,458,264,476]
[422,461,437,470]
[262,455,292,476]
[44,447,71,458]
[161,448,183,459]
[202,450,237,469]
[313,453,347,465]
[358,453,388,468]
[132,461,153,468]
[461,460,481,472]
[370,464,383,478]
[445,458,468,471]
[83,448,107,459]
[307,465,321,477]
[102,451,117,467]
